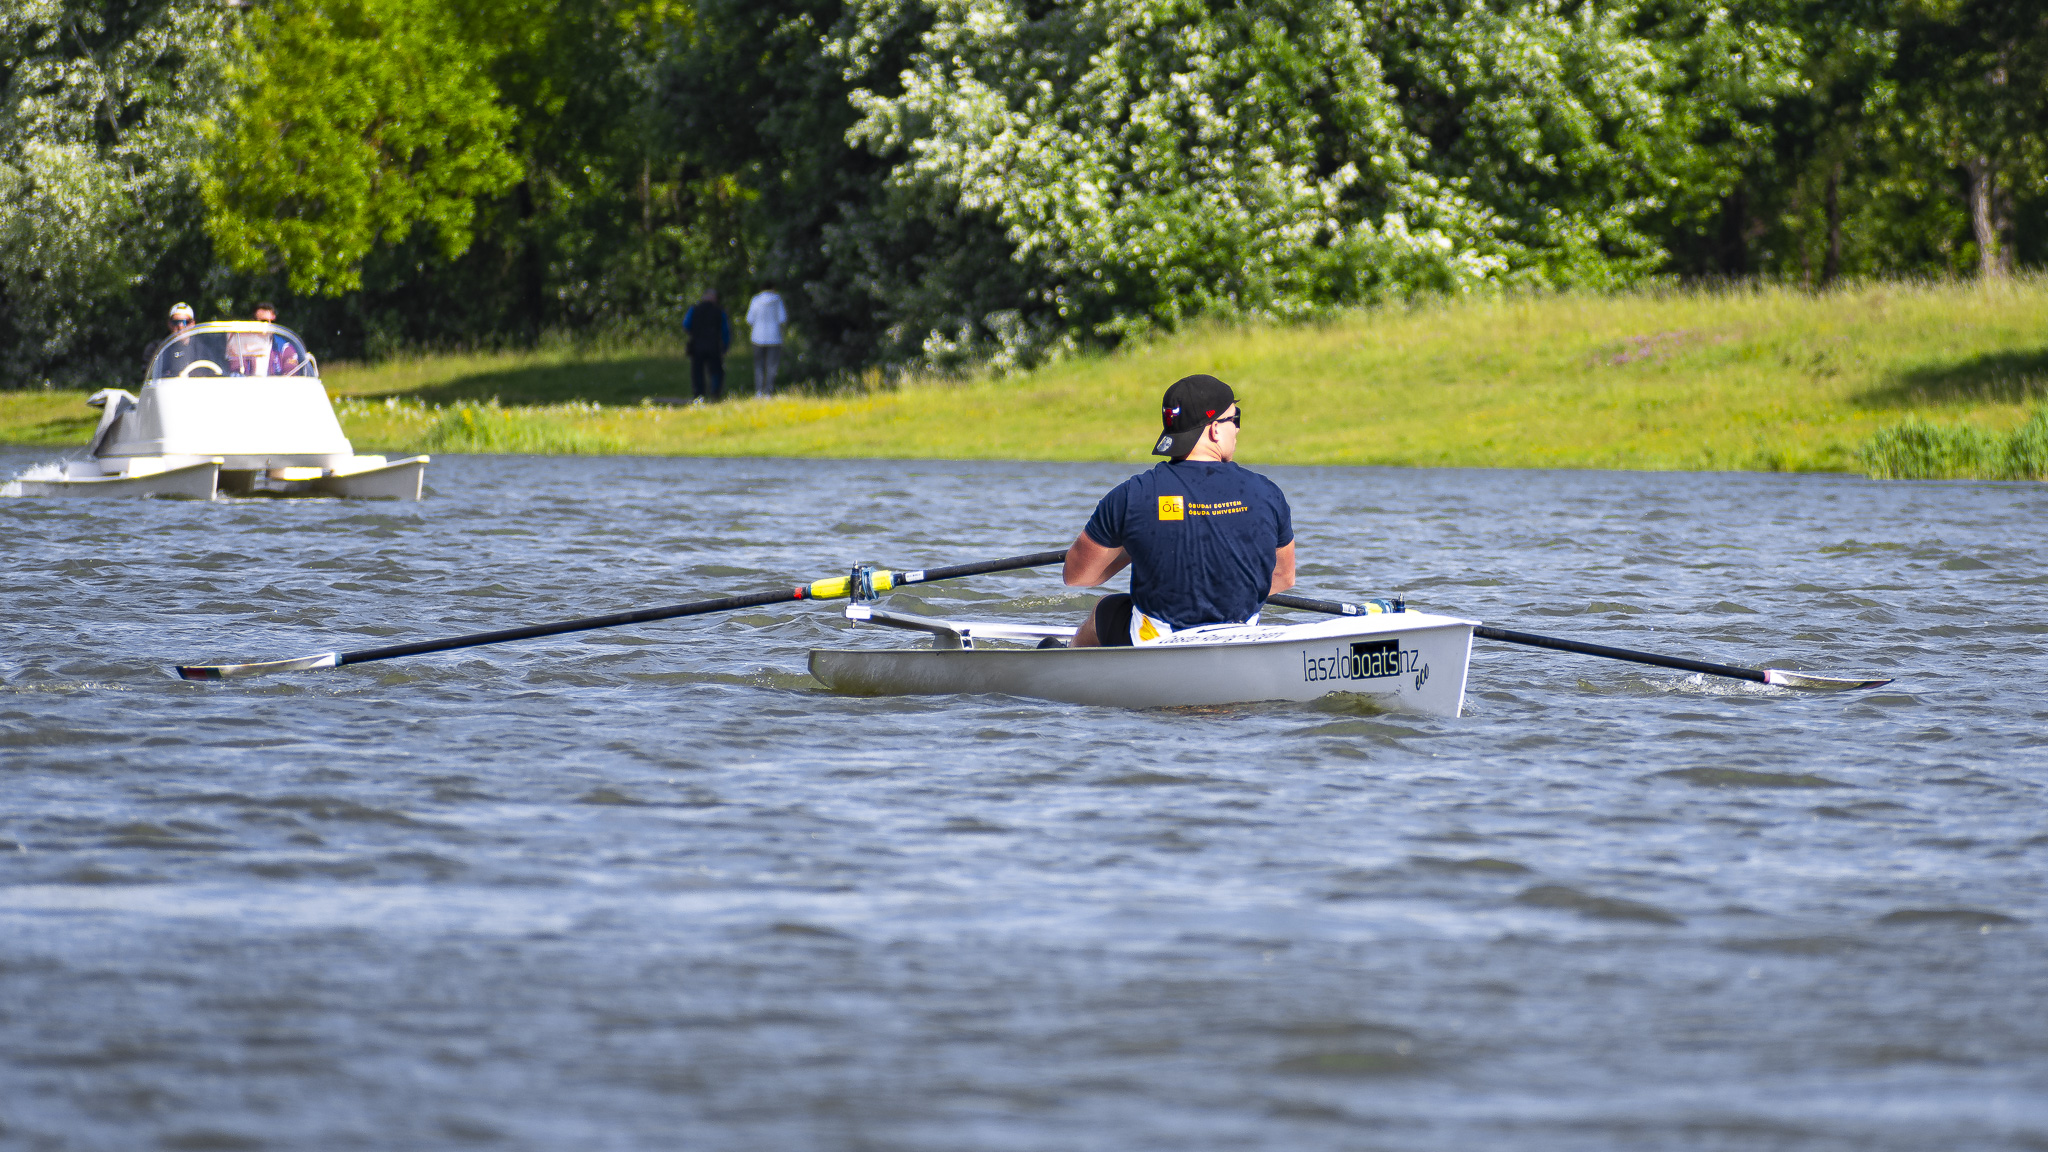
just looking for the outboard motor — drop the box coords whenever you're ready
[83,389,138,459]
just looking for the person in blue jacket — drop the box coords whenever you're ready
[1063,374,1296,646]
[682,289,731,402]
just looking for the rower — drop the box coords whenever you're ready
[1062,374,1296,647]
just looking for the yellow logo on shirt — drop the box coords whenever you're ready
[1158,495,1184,521]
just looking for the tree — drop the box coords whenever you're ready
[200,0,522,295]
[815,0,1769,370]
[657,0,926,379]
[1892,0,2048,278]
[0,0,232,386]
[840,0,1511,368]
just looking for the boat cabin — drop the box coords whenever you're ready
[149,322,318,382]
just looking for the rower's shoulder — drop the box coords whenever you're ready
[1119,463,1174,488]
[1232,464,1292,505]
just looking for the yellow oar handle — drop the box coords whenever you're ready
[797,571,898,600]
[796,549,1070,602]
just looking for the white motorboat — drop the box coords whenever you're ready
[9,321,426,500]
[810,603,1475,716]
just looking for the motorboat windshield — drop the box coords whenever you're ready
[150,322,317,382]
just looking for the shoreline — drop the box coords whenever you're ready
[6,280,2044,476]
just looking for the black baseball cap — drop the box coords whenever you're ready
[1152,374,1236,456]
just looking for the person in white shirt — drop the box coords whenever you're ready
[745,284,788,397]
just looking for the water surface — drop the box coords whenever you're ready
[4,452,2045,1150]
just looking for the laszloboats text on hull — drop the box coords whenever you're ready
[810,603,1475,717]
[8,320,426,500]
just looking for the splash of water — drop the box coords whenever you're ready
[0,460,66,497]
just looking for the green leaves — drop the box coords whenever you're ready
[199,0,520,295]
[0,0,232,381]
[833,0,1716,368]
[4,0,2042,387]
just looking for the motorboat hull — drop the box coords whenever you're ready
[219,456,430,500]
[11,460,221,499]
[12,455,428,500]
[811,611,1474,716]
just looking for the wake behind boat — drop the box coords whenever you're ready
[9,320,426,500]
[810,602,1475,716]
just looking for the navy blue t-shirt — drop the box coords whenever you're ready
[1083,461,1293,630]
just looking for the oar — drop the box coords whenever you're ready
[175,548,1070,681]
[1267,592,1892,690]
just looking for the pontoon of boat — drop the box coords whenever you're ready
[810,603,1475,716]
[9,321,426,500]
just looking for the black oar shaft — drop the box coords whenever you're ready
[179,549,1074,680]
[899,549,1069,585]
[335,588,803,667]
[333,550,1072,667]
[1471,625,1767,684]
[1268,592,1376,616]
[1270,592,1772,684]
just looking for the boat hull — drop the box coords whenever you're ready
[810,613,1473,716]
[9,455,428,501]
[11,460,221,499]
[217,456,430,500]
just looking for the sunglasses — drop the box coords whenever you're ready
[1213,410,1241,428]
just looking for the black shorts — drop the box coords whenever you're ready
[1093,593,1134,647]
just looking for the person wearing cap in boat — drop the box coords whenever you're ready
[1063,374,1295,646]
[146,302,197,374]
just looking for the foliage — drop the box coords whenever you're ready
[5,0,2046,389]
[0,0,232,387]
[2007,406,2048,479]
[1888,0,2048,276]
[200,0,522,295]
[1658,0,2048,283]
[411,399,623,454]
[655,0,916,380]
[1857,417,2002,479]
[827,0,1799,370]
[1860,406,2048,481]
[199,0,716,361]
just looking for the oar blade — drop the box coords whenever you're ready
[1762,669,1894,691]
[176,652,341,682]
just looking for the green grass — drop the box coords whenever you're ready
[1859,407,2048,479]
[7,278,2048,476]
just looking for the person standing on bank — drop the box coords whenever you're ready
[1063,374,1295,647]
[745,282,787,397]
[682,288,730,403]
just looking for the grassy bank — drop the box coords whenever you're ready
[6,279,2046,473]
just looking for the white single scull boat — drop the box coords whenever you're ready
[810,603,1475,716]
[172,549,1890,709]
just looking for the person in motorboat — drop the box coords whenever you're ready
[145,302,197,372]
[1062,374,1296,647]
[229,303,302,377]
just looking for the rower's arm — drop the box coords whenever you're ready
[1064,532,1130,586]
[1270,541,1296,594]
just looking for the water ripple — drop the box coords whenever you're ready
[2,452,2045,1150]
